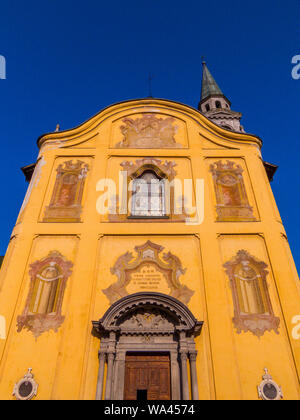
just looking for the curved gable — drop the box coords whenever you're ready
[37,98,262,151]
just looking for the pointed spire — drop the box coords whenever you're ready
[198,61,245,133]
[201,60,224,101]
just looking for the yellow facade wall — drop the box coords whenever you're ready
[0,99,299,400]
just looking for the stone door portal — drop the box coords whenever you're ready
[92,292,203,400]
[124,353,171,400]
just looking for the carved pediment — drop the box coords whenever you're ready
[93,292,203,336]
[118,308,176,333]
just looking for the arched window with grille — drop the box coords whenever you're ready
[131,170,166,217]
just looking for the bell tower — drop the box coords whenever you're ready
[198,61,245,133]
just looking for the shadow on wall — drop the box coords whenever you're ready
[0,256,4,269]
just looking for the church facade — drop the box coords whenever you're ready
[0,63,299,400]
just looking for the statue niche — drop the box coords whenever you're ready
[17,251,73,338]
[224,250,280,337]
[210,160,256,221]
[43,160,89,222]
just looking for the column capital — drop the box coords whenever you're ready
[180,351,188,362]
[107,352,115,359]
[98,351,106,361]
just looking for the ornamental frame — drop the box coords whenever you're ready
[257,368,283,400]
[13,368,38,401]
[223,250,280,337]
[209,160,256,222]
[43,160,89,222]
[17,251,73,338]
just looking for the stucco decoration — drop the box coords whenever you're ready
[17,251,73,338]
[43,160,89,222]
[102,241,194,305]
[224,250,280,337]
[117,308,175,333]
[115,114,182,148]
[210,160,256,221]
[121,158,177,181]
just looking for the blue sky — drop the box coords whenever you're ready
[0,0,299,272]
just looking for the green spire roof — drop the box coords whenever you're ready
[201,61,224,101]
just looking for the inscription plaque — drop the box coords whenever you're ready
[127,263,171,295]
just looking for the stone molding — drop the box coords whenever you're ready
[94,292,202,336]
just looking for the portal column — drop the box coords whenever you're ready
[112,351,126,400]
[170,350,181,400]
[189,352,199,400]
[180,352,189,400]
[104,332,116,400]
[96,350,106,400]
[179,331,190,400]
[105,353,115,400]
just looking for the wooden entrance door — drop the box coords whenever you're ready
[124,353,171,400]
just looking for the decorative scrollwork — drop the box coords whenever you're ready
[116,114,182,148]
[102,241,194,305]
